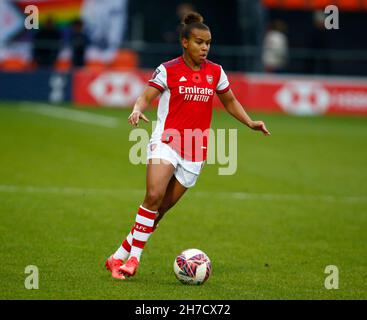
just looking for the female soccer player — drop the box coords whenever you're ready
[106,12,270,279]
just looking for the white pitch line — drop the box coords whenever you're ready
[20,103,120,128]
[0,185,366,204]
[194,191,367,204]
[0,185,139,196]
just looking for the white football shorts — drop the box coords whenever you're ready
[146,140,204,188]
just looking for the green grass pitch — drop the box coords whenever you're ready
[0,101,366,299]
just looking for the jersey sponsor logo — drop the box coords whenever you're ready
[179,76,187,82]
[178,86,214,95]
[179,85,214,102]
[206,75,213,84]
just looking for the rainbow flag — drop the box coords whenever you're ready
[16,0,84,26]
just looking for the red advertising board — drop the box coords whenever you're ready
[73,69,152,107]
[73,69,367,116]
[241,74,367,115]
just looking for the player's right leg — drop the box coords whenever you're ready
[111,158,175,278]
[155,175,188,227]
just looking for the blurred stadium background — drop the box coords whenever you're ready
[1,0,367,112]
[0,0,366,299]
[1,0,367,111]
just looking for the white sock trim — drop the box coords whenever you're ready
[139,205,158,214]
[136,215,155,227]
[113,246,129,261]
[130,247,142,261]
[133,230,151,242]
[127,232,133,245]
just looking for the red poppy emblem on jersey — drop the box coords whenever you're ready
[206,75,213,84]
[192,73,202,83]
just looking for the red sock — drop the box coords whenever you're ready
[129,205,157,261]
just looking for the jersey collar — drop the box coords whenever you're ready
[180,55,206,72]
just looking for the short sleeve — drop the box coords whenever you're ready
[148,64,167,92]
[216,66,230,94]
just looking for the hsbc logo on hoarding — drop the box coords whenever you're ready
[89,72,144,107]
[275,81,330,115]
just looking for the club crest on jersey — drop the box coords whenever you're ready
[206,75,213,84]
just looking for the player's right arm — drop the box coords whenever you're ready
[128,86,161,127]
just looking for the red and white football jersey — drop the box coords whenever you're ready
[148,56,230,162]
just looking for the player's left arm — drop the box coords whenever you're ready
[218,89,270,136]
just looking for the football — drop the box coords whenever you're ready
[173,248,212,285]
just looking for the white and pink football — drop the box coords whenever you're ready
[173,248,212,285]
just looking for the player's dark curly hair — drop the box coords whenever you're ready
[180,12,210,40]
